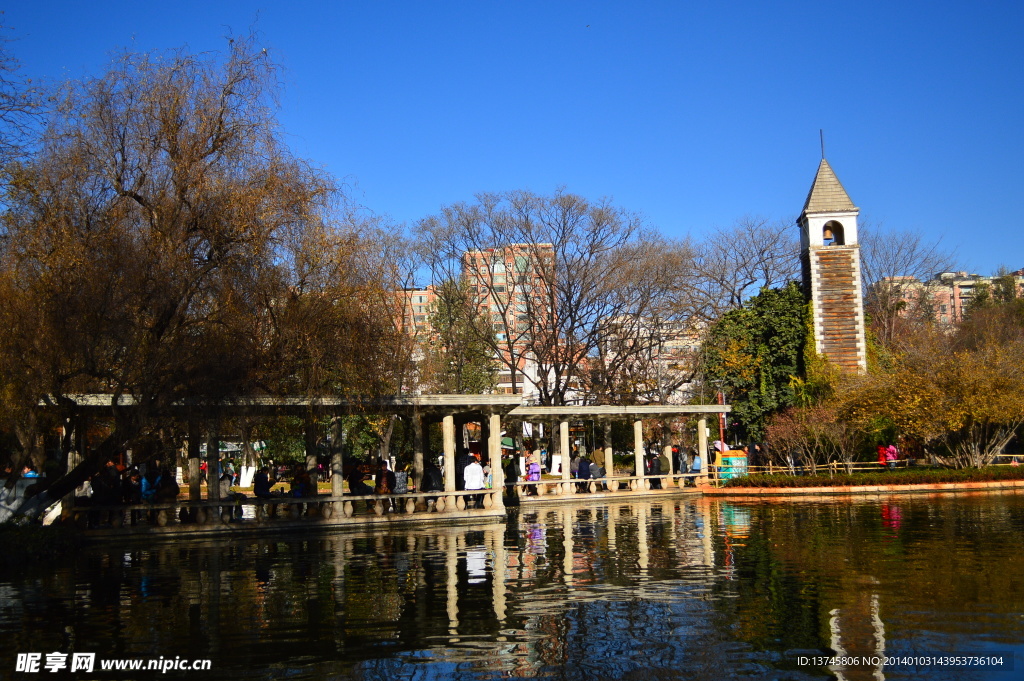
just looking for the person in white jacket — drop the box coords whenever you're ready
[463,454,486,509]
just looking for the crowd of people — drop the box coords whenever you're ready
[52,440,725,527]
[82,459,180,526]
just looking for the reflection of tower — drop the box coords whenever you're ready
[799,159,868,373]
[829,591,886,681]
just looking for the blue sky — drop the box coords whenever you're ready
[4,1,1022,276]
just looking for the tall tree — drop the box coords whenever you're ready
[679,217,801,324]
[419,279,498,394]
[416,189,683,406]
[859,223,956,349]
[0,24,43,168]
[846,323,1024,468]
[0,38,401,520]
[699,282,808,442]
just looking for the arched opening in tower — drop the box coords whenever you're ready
[823,221,845,246]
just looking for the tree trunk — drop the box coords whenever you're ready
[0,431,125,523]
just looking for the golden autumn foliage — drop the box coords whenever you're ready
[0,39,409,511]
[845,323,1024,468]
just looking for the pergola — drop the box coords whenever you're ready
[507,404,730,491]
[59,394,731,511]
[62,394,524,510]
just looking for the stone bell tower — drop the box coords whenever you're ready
[799,158,868,373]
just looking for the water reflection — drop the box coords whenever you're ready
[1,496,1022,679]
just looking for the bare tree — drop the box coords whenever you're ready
[678,217,801,325]
[0,38,401,521]
[0,24,44,167]
[859,223,957,348]
[418,278,499,394]
[416,189,686,406]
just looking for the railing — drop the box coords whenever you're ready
[744,459,918,476]
[510,472,704,496]
[66,489,506,529]
[69,472,717,529]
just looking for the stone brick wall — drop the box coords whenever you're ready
[808,246,867,373]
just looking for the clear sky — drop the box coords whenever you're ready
[4,1,1022,276]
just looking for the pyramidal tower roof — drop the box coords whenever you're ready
[801,159,857,216]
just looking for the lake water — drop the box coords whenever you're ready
[2,494,1022,680]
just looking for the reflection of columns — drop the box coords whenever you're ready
[871,593,886,681]
[446,534,459,636]
[331,536,346,629]
[667,501,679,569]
[607,505,617,554]
[488,413,504,510]
[700,499,714,568]
[828,608,848,681]
[637,503,649,572]
[412,409,425,492]
[562,508,574,586]
[560,421,571,488]
[633,420,644,483]
[442,415,456,492]
[188,418,202,501]
[207,548,222,658]
[489,527,507,622]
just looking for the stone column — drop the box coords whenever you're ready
[603,421,614,490]
[633,419,645,489]
[480,415,489,456]
[331,422,344,499]
[488,413,504,510]
[188,418,202,501]
[533,422,543,471]
[304,415,318,497]
[560,420,571,494]
[662,438,674,488]
[442,414,456,493]
[206,431,220,502]
[62,422,83,515]
[412,409,425,492]
[697,417,709,483]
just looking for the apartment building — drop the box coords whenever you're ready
[872,269,1024,324]
[599,316,702,404]
[398,285,438,336]
[461,244,555,396]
